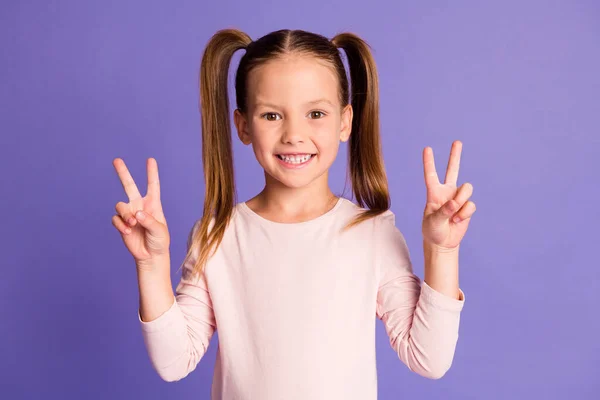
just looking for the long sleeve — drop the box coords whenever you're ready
[375,212,465,379]
[138,219,217,382]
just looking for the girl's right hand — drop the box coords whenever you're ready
[112,158,170,269]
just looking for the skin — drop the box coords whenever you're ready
[421,140,476,251]
[421,140,477,299]
[110,56,477,300]
[111,157,170,264]
[233,54,353,223]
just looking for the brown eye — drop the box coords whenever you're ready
[309,111,326,119]
[262,113,281,121]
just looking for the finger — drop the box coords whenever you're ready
[146,158,161,199]
[453,182,473,208]
[440,198,460,219]
[115,201,137,227]
[112,214,132,235]
[452,201,476,223]
[437,183,472,223]
[113,158,142,201]
[134,210,165,237]
[444,140,462,186]
[423,146,440,189]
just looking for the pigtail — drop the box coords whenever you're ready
[332,33,391,229]
[179,29,252,280]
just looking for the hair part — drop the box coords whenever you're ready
[178,28,390,280]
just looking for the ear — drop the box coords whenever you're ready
[234,109,252,145]
[339,104,353,142]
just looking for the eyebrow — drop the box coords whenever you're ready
[254,98,335,108]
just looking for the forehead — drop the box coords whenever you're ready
[247,55,339,105]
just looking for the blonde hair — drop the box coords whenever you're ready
[179,28,391,280]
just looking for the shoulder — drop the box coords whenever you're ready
[185,214,223,249]
[373,208,408,247]
[336,197,398,226]
[378,209,396,226]
[336,199,402,242]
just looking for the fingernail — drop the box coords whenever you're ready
[453,216,461,223]
[136,211,145,220]
[128,218,136,225]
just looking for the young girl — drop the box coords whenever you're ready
[112,28,475,399]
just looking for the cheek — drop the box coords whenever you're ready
[313,120,342,150]
[247,123,272,148]
[249,133,278,163]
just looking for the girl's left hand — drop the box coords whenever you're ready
[421,140,476,251]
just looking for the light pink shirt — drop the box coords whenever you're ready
[138,197,465,399]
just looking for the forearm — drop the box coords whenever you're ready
[385,241,464,379]
[423,240,461,300]
[137,255,175,322]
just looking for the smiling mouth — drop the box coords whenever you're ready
[275,154,316,161]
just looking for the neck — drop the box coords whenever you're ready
[246,175,339,223]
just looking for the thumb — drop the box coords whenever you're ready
[135,210,164,236]
[433,199,458,223]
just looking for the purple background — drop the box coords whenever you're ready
[2,0,598,399]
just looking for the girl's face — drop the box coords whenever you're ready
[234,54,352,190]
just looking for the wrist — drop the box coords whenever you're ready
[423,239,460,299]
[136,253,171,274]
[423,239,460,254]
[136,258,173,293]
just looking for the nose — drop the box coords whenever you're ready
[280,116,306,145]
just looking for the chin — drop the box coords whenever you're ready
[273,167,331,190]
[270,173,317,189]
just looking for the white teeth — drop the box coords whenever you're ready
[278,154,312,164]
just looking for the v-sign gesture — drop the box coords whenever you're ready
[112,158,170,267]
[421,141,476,251]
